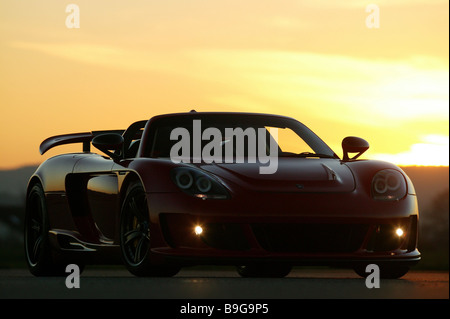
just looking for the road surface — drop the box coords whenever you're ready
[1,267,447,317]
[0,266,447,299]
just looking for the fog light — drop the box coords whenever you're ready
[395,228,404,237]
[194,225,203,235]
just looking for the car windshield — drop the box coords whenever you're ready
[144,114,338,161]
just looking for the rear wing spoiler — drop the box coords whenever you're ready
[39,130,125,155]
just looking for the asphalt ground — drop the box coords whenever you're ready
[0,266,447,299]
[1,267,447,317]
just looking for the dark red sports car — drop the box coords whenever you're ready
[25,111,420,278]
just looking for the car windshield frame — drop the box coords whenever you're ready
[142,113,339,160]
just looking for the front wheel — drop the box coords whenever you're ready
[119,182,179,277]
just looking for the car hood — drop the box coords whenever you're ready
[199,158,355,193]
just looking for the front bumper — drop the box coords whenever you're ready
[147,191,421,267]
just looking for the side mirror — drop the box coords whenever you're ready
[342,136,369,161]
[92,133,124,160]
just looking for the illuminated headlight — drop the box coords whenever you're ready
[171,167,230,199]
[371,169,407,201]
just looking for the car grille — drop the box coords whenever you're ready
[252,223,369,253]
[201,223,250,251]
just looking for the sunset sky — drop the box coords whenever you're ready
[0,0,448,169]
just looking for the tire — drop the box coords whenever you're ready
[236,264,292,278]
[353,264,410,279]
[119,182,179,277]
[24,184,66,276]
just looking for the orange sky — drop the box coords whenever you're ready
[0,0,448,169]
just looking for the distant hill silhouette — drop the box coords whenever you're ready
[400,166,449,213]
[0,165,37,206]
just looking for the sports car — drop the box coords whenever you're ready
[25,111,420,278]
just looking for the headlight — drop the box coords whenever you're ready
[371,169,407,201]
[171,167,230,199]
